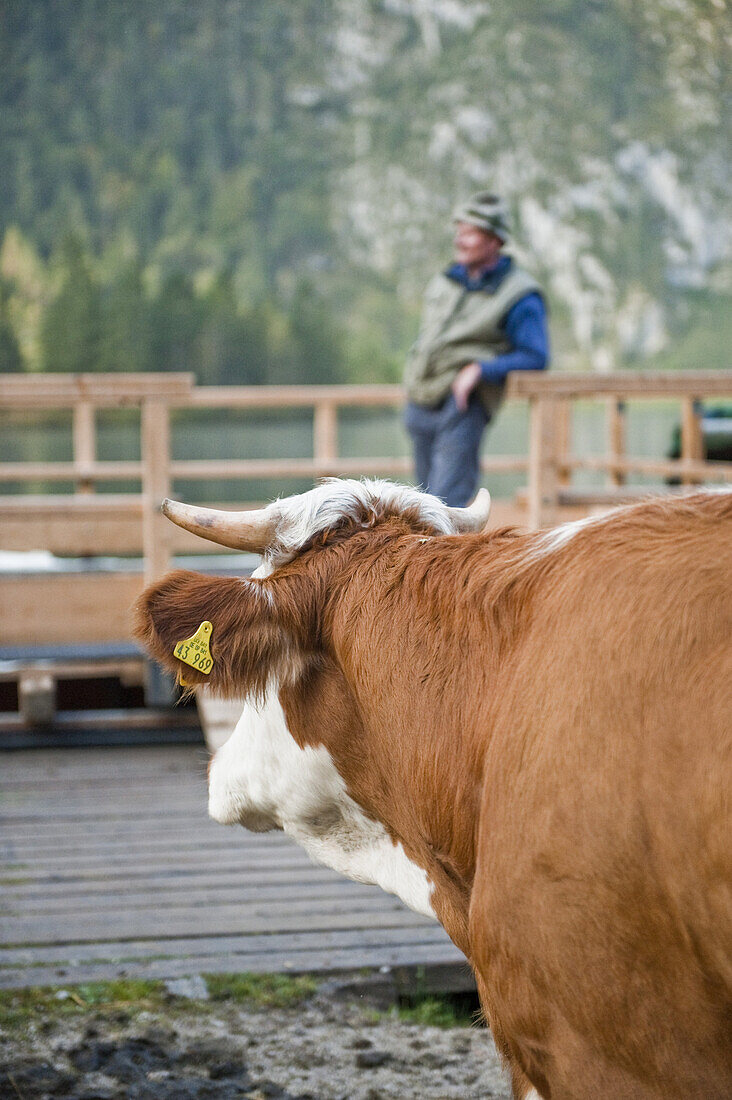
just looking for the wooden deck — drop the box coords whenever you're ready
[0,744,470,991]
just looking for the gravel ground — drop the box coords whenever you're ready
[0,983,513,1100]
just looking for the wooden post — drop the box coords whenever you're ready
[141,398,171,586]
[680,397,704,486]
[313,399,338,472]
[556,399,571,487]
[141,398,175,707]
[19,671,56,726]
[312,400,339,477]
[528,395,559,529]
[606,398,627,487]
[73,400,96,494]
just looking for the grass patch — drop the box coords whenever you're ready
[0,979,167,1032]
[392,991,483,1029]
[204,972,317,1008]
[0,973,319,1031]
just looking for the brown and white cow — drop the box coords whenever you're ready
[135,479,732,1100]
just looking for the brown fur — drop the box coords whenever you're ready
[135,492,732,1099]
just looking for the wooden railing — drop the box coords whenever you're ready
[1,371,731,598]
[511,372,732,526]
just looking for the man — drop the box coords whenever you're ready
[404,191,549,506]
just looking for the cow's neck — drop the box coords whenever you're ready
[319,532,538,953]
[276,526,538,955]
[339,684,488,954]
[279,653,481,955]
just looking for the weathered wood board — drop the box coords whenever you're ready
[0,744,471,992]
[195,690,244,751]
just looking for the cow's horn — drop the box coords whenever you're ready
[161,499,278,553]
[447,488,492,533]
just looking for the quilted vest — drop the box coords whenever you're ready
[404,264,540,413]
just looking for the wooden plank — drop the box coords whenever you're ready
[0,836,305,865]
[197,689,243,751]
[510,370,732,398]
[0,849,311,874]
[0,455,524,487]
[680,396,705,486]
[566,455,732,480]
[0,925,451,967]
[0,795,207,820]
[0,495,252,554]
[141,398,171,584]
[555,399,571,487]
[3,876,360,912]
[0,835,320,864]
[2,880,401,917]
[313,399,338,465]
[0,658,144,685]
[169,457,410,478]
[71,400,96,494]
[0,883,367,914]
[0,742,202,768]
[17,671,55,725]
[0,867,333,895]
[0,849,340,878]
[0,765,206,794]
[0,770,206,795]
[183,384,404,409]
[0,896,425,945]
[527,395,558,528]
[2,795,245,820]
[2,830,305,859]
[606,398,626,487]
[0,942,468,991]
[0,373,194,407]
[0,495,143,555]
[168,455,527,480]
[0,573,144,645]
[0,460,142,481]
[0,826,325,857]
[1,868,346,902]
[0,709,200,743]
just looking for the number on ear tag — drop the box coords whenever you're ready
[173,620,214,678]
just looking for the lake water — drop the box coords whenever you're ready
[1,399,684,505]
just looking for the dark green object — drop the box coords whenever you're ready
[667,405,732,461]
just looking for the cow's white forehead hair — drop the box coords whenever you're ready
[265,478,457,565]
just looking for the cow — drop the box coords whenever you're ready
[135,478,732,1100]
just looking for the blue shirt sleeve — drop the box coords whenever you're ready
[479,292,549,384]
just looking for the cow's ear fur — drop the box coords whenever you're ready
[133,570,311,700]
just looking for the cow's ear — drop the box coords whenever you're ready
[133,570,299,699]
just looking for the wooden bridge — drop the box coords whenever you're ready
[0,744,470,992]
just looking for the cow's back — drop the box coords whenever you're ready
[471,493,732,1098]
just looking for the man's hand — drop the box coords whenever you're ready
[451,361,482,412]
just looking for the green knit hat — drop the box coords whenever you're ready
[452,191,510,241]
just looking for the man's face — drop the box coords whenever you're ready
[453,222,502,270]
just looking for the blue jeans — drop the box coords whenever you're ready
[404,394,489,507]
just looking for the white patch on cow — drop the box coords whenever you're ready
[208,673,436,918]
[531,511,609,558]
[266,478,459,566]
[242,576,275,608]
[525,1091,543,1100]
[534,489,732,561]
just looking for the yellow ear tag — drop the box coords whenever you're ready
[173,621,214,684]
